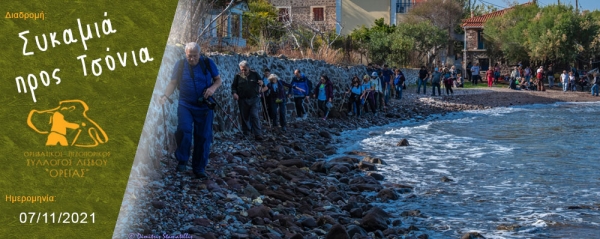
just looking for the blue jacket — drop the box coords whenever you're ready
[289,75,312,97]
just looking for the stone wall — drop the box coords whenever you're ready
[465,29,478,50]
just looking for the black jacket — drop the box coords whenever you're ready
[232,70,262,99]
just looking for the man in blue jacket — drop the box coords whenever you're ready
[288,69,312,120]
[159,42,221,179]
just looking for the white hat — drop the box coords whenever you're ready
[371,72,378,77]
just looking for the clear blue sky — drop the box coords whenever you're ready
[509,0,600,11]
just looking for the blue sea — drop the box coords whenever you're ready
[334,102,600,238]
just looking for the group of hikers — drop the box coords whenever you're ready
[260,63,408,122]
[159,42,599,179]
[464,62,600,96]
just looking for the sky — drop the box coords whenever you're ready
[506,0,600,11]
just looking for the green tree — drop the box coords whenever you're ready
[395,21,446,65]
[483,3,538,63]
[407,0,463,56]
[367,31,390,64]
[243,0,283,48]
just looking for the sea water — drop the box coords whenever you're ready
[334,102,600,238]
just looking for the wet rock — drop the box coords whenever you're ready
[496,224,521,231]
[367,172,384,181]
[327,192,344,202]
[396,139,410,146]
[401,210,422,217]
[350,208,363,218]
[417,234,429,239]
[226,178,243,190]
[251,217,265,225]
[301,217,318,228]
[362,156,386,165]
[347,151,369,156]
[289,234,304,239]
[376,188,399,201]
[264,190,294,201]
[233,166,250,175]
[292,142,308,152]
[201,232,217,239]
[441,176,454,182]
[346,225,368,238]
[358,161,376,171]
[350,184,383,192]
[317,215,337,226]
[234,151,252,157]
[360,207,390,231]
[329,164,350,174]
[329,156,359,164]
[460,232,486,239]
[193,218,211,227]
[151,201,166,209]
[310,161,327,173]
[280,158,305,168]
[243,185,261,199]
[319,131,332,139]
[325,224,349,239]
[247,205,271,219]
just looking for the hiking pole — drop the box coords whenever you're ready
[161,97,174,159]
[339,92,348,112]
[212,98,264,159]
[261,93,271,129]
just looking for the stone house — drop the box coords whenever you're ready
[462,2,533,73]
[269,0,426,35]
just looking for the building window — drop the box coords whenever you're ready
[278,7,290,22]
[312,7,324,21]
[396,0,412,13]
[477,30,485,49]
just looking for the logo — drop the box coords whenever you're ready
[27,100,108,147]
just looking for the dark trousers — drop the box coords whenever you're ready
[175,104,213,174]
[317,100,329,116]
[431,82,441,96]
[293,97,306,117]
[373,92,381,110]
[395,85,403,99]
[238,97,262,136]
[472,75,480,85]
[260,95,269,121]
[445,83,453,95]
[269,100,286,127]
[348,94,361,116]
[363,92,376,113]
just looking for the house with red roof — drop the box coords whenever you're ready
[462,2,534,73]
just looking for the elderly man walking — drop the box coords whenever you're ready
[232,61,266,141]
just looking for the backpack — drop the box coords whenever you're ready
[177,56,214,80]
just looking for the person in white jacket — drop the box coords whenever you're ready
[561,70,569,92]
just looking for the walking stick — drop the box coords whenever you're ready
[261,93,271,129]
[339,92,348,112]
[161,97,174,159]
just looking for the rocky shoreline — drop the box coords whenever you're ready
[126,87,600,239]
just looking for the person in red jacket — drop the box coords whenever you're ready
[312,74,334,120]
[536,66,546,91]
[486,69,494,87]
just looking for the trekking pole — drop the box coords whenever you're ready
[161,97,174,159]
[261,93,271,129]
[339,92,348,112]
[212,99,264,159]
